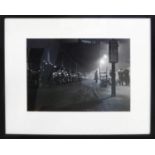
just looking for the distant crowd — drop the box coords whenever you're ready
[117,69,130,86]
[94,68,130,87]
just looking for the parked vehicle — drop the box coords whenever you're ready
[29,61,83,87]
[49,66,83,85]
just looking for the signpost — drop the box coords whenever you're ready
[109,40,118,97]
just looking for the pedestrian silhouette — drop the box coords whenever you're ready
[94,70,98,83]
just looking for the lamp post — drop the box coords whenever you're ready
[99,54,108,81]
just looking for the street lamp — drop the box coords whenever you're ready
[103,54,108,60]
[99,54,108,82]
[99,58,105,76]
[100,58,105,65]
[99,54,108,68]
[103,54,108,73]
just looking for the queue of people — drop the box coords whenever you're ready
[94,68,130,87]
[118,69,130,86]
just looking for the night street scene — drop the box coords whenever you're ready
[27,39,130,111]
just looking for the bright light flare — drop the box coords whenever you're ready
[99,54,108,66]
[100,58,105,65]
[103,54,108,59]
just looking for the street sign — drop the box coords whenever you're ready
[109,40,118,63]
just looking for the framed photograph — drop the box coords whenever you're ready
[0,16,153,138]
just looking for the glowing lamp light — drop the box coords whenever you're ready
[103,54,108,59]
[100,59,105,65]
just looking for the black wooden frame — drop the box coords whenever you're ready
[0,15,154,139]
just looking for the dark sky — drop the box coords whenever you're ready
[27,39,130,73]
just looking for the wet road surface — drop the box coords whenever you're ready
[28,78,130,111]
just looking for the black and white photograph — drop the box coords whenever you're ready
[27,39,130,111]
[3,17,151,136]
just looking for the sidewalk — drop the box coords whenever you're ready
[89,85,130,111]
